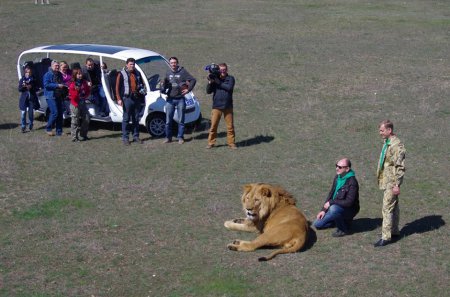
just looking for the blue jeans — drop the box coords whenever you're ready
[20,102,35,129]
[122,96,142,141]
[91,85,109,116]
[165,98,185,139]
[313,204,357,233]
[46,98,63,135]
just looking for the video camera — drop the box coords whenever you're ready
[204,63,220,80]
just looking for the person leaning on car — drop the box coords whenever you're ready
[313,158,360,237]
[82,57,109,117]
[115,57,146,146]
[43,60,67,136]
[205,63,237,149]
[160,56,196,144]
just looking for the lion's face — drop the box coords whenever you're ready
[241,183,293,222]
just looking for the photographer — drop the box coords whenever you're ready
[161,57,196,144]
[115,58,146,145]
[205,63,236,149]
[43,60,67,136]
[18,66,39,133]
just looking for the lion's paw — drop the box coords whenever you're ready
[224,220,233,229]
[227,243,238,251]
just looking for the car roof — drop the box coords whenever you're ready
[18,44,163,61]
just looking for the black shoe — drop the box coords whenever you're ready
[374,238,391,247]
[80,136,90,141]
[332,229,347,237]
[21,127,26,133]
[133,138,144,144]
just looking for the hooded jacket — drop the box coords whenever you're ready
[163,66,196,99]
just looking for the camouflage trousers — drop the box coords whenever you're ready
[70,102,90,140]
[381,187,400,240]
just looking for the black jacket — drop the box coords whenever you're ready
[206,75,235,109]
[18,75,40,110]
[322,175,360,214]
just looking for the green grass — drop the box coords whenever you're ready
[12,199,92,220]
[0,0,449,296]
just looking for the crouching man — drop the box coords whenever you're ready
[313,158,360,237]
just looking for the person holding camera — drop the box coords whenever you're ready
[115,58,146,146]
[161,57,196,144]
[43,60,67,136]
[205,63,236,149]
[18,66,39,133]
[68,68,91,142]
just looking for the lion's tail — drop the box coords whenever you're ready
[258,236,307,262]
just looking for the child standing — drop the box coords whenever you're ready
[18,66,39,132]
[68,68,91,142]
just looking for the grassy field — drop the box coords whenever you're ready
[0,0,449,296]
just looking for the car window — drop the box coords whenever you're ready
[136,56,169,91]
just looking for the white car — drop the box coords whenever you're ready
[17,44,202,137]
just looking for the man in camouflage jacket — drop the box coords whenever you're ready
[374,120,406,247]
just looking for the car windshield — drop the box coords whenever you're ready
[136,56,169,91]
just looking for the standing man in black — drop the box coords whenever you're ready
[205,63,236,149]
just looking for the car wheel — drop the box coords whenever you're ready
[146,113,166,137]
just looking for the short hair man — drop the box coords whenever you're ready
[205,63,237,149]
[313,158,360,237]
[374,120,406,247]
[115,58,146,145]
[161,57,196,144]
[43,60,66,136]
[82,57,109,117]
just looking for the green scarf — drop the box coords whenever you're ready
[379,138,390,169]
[332,169,355,200]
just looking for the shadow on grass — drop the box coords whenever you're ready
[351,217,382,233]
[236,135,274,147]
[352,215,445,242]
[400,215,445,236]
[193,126,275,148]
[301,224,317,252]
[0,123,19,130]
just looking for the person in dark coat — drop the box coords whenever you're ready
[205,63,236,149]
[18,66,40,132]
[313,158,360,237]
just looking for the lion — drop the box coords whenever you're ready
[224,183,308,261]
